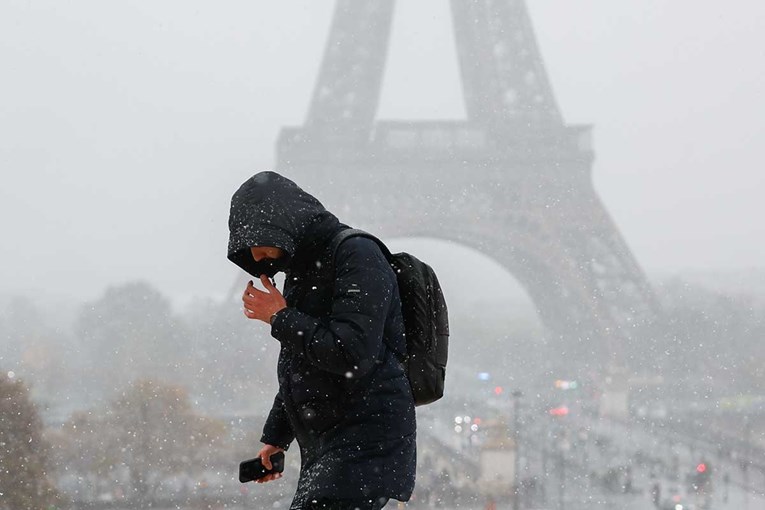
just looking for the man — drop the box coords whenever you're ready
[227,171,416,510]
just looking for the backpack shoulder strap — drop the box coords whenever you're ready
[326,228,404,362]
[328,228,392,263]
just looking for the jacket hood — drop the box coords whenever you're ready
[227,171,341,277]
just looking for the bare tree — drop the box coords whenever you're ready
[0,373,61,510]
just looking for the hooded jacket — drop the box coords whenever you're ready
[228,171,416,507]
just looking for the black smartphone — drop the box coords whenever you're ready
[238,452,285,483]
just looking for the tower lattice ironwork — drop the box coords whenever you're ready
[274,0,661,374]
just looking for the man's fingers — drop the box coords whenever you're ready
[243,285,266,300]
[242,287,267,309]
[261,452,272,470]
[260,274,275,292]
[242,293,260,308]
[255,473,281,484]
[243,308,257,319]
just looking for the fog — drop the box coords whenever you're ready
[1,1,764,509]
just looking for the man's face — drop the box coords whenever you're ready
[250,246,284,262]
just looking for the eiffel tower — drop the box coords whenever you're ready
[274,0,661,377]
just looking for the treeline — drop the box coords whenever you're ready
[2,277,763,413]
[2,276,764,406]
[0,281,280,419]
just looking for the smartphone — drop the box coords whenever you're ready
[238,452,285,483]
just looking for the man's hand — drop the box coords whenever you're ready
[242,275,287,324]
[255,444,285,484]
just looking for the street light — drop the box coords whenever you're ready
[512,390,523,510]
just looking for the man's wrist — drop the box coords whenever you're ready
[269,308,285,325]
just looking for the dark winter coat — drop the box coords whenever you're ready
[227,172,416,508]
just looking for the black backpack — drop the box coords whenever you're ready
[329,229,449,406]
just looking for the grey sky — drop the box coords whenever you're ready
[1,0,764,307]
